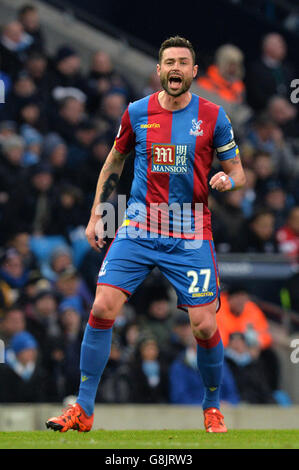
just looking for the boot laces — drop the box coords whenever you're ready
[206,409,223,426]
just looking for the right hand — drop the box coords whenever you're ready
[85,216,106,251]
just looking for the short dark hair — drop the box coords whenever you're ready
[18,4,37,17]
[159,36,196,65]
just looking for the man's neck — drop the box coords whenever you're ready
[158,90,192,111]
[263,55,281,68]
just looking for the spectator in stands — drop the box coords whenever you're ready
[142,71,162,97]
[0,120,17,140]
[78,244,107,295]
[2,163,55,237]
[18,100,47,135]
[17,272,49,316]
[27,288,61,339]
[48,45,85,100]
[42,132,70,184]
[25,287,64,400]
[234,209,278,253]
[49,96,86,144]
[49,184,87,240]
[167,311,194,363]
[59,303,84,397]
[240,168,257,219]
[217,285,281,392]
[42,140,68,187]
[276,206,299,261]
[54,266,92,318]
[140,289,173,349]
[0,331,47,403]
[98,92,126,145]
[211,188,246,253]
[262,182,290,230]
[169,339,240,405]
[5,231,38,272]
[252,151,280,200]
[5,72,40,122]
[126,335,169,403]
[0,134,26,202]
[0,248,29,294]
[41,245,73,283]
[76,135,110,209]
[246,33,294,111]
[18,4,45,52]
[245,113,298,180]
[85,50,134,114]
[66,119,98,171]
[119,320,141,363]
[224,332,277,404]
[24,51,49,96]
[96,336,131,403]
[267,95,299,140]
[0,305,26,343]
[217,285,273,349]
[197,44,245,104]
[0,21,34,77]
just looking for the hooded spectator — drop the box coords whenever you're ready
[0,330,47,403]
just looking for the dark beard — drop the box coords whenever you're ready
[160,75,192,97]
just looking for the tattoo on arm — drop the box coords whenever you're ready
[100,173,119,203]
[230,156,241,164]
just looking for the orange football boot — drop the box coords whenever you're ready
[46,403,94,432]
[204,407,227,433]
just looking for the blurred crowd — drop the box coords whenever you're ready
[0,4,298,406]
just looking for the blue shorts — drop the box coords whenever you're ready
[97,226,220,311]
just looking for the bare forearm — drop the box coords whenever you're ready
[220,155,246,189]
[90,147,127,218]
[209,154,246,192]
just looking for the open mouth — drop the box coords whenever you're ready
[168,76,183,89]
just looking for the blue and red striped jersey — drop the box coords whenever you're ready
[114,91,239,239]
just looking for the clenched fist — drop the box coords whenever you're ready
[209,172,233,192]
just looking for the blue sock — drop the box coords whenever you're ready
[196,328,224,410]
[77,315,113,416]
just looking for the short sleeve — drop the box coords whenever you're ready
[114,106,135,155]
[213,106,239,161]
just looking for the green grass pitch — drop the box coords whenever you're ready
[0,429,299,449]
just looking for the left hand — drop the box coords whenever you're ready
[209,172,233,192]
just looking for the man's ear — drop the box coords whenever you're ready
[193,64,198,79]
[156,63,161,77]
